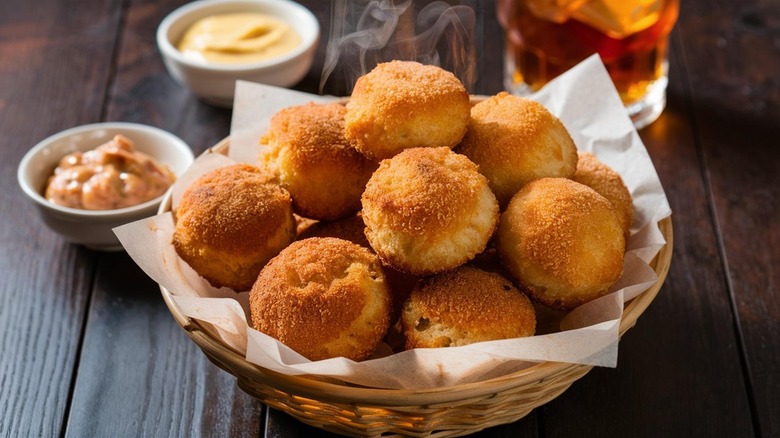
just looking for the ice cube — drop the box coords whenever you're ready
[572,0,662,38]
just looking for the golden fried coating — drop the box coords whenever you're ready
[497,178,625,310]
[249,237,392,362]
[260,102,378,221]
[574,152,634,238]
[298,214,419,321]
[457,92,579,207]
[345,61,470,160]
[362,147,499,276]
[173,164,296,292]
[401,266,536,349]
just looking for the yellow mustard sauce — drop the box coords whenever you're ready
[176,13,301,64]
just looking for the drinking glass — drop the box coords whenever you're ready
[497,0,679,129]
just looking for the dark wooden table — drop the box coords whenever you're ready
[2,0,778,436]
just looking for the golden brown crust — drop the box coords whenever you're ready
[297,213,419,323]
[573,152,634,238]
[401,266,536,349]
[249,237,392,361]
[345,61,470,160]
[496,178,625,310]
[361,147,499,275]
[173,164,295,292]
[260,102,378,221]
[457,92,578,207]
[363,147,484,235]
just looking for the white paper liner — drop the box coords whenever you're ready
[115,55,672,390]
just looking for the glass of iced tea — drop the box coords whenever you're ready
[497,0,679,128]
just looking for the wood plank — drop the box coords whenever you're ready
[0,0,121,435]
[64,253,263,437]
[286,0,331,96]
[478,0,506,97]
[531,11,756,438]
[676,0,780,436]
[63,0,264,435]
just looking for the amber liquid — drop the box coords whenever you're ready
[498,0,679,106]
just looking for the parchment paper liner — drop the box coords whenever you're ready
[116,55,671,389]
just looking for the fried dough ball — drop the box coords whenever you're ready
[260,102,378,221]
[298,214,419,321]
[362,147,499,276]
[345,61,470,160]
[458,92,578,207]
[574,152,634,238]
[497,178,625,310]
[249,237,392,362]
[401,266,536,349]
[173,164,296,292]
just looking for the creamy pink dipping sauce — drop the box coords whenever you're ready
[45,135,176,210]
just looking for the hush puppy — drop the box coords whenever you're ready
[401,266,536,349]
[458,92,578,207]
[249,237,392,362]
[345,61,470,160]
[361,147,499,276]
[261,102,378,221]
[297,213,419,321]
[497,178,625,310]
[173,164,295,292]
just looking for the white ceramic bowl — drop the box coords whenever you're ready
[157,0,320,107]
[17,122,195,251]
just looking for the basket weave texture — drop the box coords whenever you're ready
[160,138,674,437]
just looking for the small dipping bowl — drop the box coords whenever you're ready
[17,122,195,251]
[157,0,320,108]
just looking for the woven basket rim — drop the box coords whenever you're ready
[159,137,674,407]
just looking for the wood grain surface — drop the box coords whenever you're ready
[676,1,779,435]
[0,0,777,437]
[0,0,116,436]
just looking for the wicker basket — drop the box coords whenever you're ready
[160,138,673,437]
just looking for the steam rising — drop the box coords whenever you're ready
[320,1,477,95]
